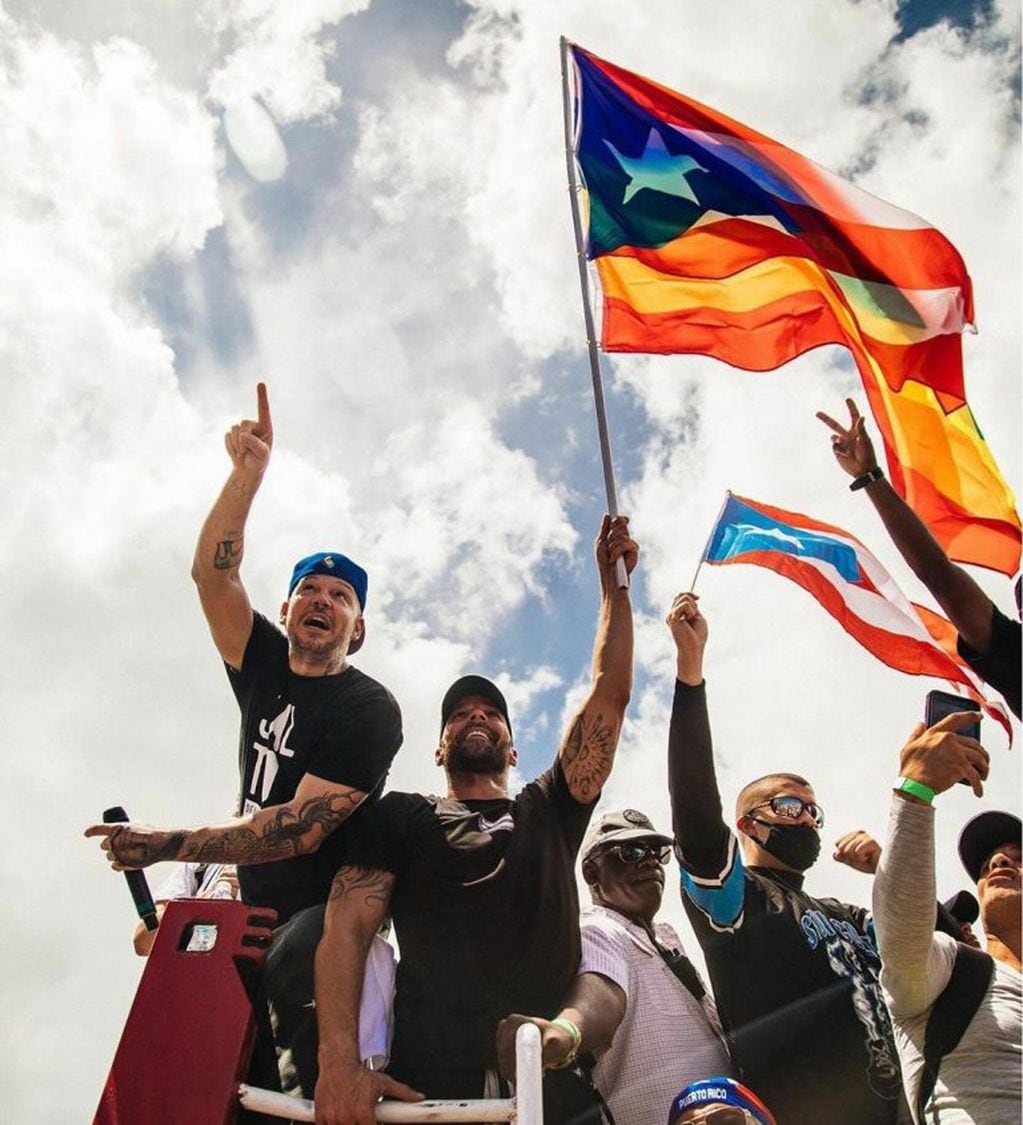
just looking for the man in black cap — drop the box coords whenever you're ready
[313,515,639,1123]
[872,708,1020,1122]
[86,383,403,1094]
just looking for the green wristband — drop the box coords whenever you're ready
[548,1017,582,1069]
[896,776,936,804]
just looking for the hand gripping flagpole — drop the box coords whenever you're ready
[560,37,629,590]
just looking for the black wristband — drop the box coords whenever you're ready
[850,466,884,491]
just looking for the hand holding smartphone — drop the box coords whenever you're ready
[924,690,981,785]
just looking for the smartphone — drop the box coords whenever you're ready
[925,689,981,741]
[925,691,982,786]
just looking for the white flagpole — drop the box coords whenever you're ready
[689,491,732,592]
[560,36,630,589]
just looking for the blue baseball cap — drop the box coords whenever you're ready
[669,1078,776,1125]
[288,552,368,611]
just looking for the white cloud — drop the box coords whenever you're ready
[206,0,371,123]
[3,1,1018,1119]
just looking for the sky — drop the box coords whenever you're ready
[1,0,1019,1119]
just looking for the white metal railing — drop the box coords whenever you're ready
[238,1022,543,1123]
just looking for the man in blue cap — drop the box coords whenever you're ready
[86,383,403,1094]
[669,1077,777,1125]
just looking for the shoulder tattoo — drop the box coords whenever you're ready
[328,865,393,907]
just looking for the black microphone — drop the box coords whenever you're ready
[103,806,159,932]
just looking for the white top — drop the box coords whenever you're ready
[579,905,731,1125]
[359,933,396,1068]
[873,796,1022,1124]
[155,862,235,901]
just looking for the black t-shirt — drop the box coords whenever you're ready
[670,680,901,1125]
[227,613,402,922]
[682,865,901,1124]
[343,761,595,1095]
[957,604,1021,719]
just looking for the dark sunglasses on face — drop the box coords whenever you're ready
[749,795,825,829]
[604,841,673,865]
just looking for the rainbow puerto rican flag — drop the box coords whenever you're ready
[704,492,1012,739]
[568,44,1020,577]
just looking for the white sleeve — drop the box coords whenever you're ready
[154,863,200,902]
[872,795,956,1020]
[358,934,397,1067]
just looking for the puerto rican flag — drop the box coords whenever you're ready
[704,492,1012,741]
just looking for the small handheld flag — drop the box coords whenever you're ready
[703,492,1012,740]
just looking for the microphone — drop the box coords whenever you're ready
[103,806,159,931]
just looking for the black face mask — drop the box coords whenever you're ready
[750,819,821,871]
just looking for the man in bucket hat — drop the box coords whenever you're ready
[313,515,639,1123]
[872,706,1020,1122]
[496,809,731,1125]
[86,384,402,1095]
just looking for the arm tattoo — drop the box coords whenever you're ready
[188,789,363,865]
[561,711,617,801]
[327,866,392,907]
[213,536,242,571]
[112,828,188,867]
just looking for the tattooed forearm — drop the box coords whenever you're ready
[328,866,394,907]
[213,536,242,571]
[186,788,364,865]
[561,711,618,800]
[111,828,188,867]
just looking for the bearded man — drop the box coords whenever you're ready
[312,515,639,1124]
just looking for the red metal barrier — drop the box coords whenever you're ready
[94,898,277,1125]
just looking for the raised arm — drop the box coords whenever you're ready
[314,867,421,1125]
[666,593,730,875]
[495,971,626,1079]
[559,515,638,804]
[872,711,989,1017]
[191,382,274,670]
[85,771,369,869]
[816,399,995,651]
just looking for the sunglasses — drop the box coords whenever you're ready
[748,795,825,829]
[673,1108,757,1125]
[603,841,673,865]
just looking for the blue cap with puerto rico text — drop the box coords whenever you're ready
[288,552,368,611]
[669,1078,776,1125]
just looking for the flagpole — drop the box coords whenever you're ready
[689,491,732,592]
[560,36,629,590]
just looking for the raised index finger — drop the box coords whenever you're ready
[256,382,272,434]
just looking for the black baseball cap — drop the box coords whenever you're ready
[958,811,1021,883]
[440,675,511,739]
